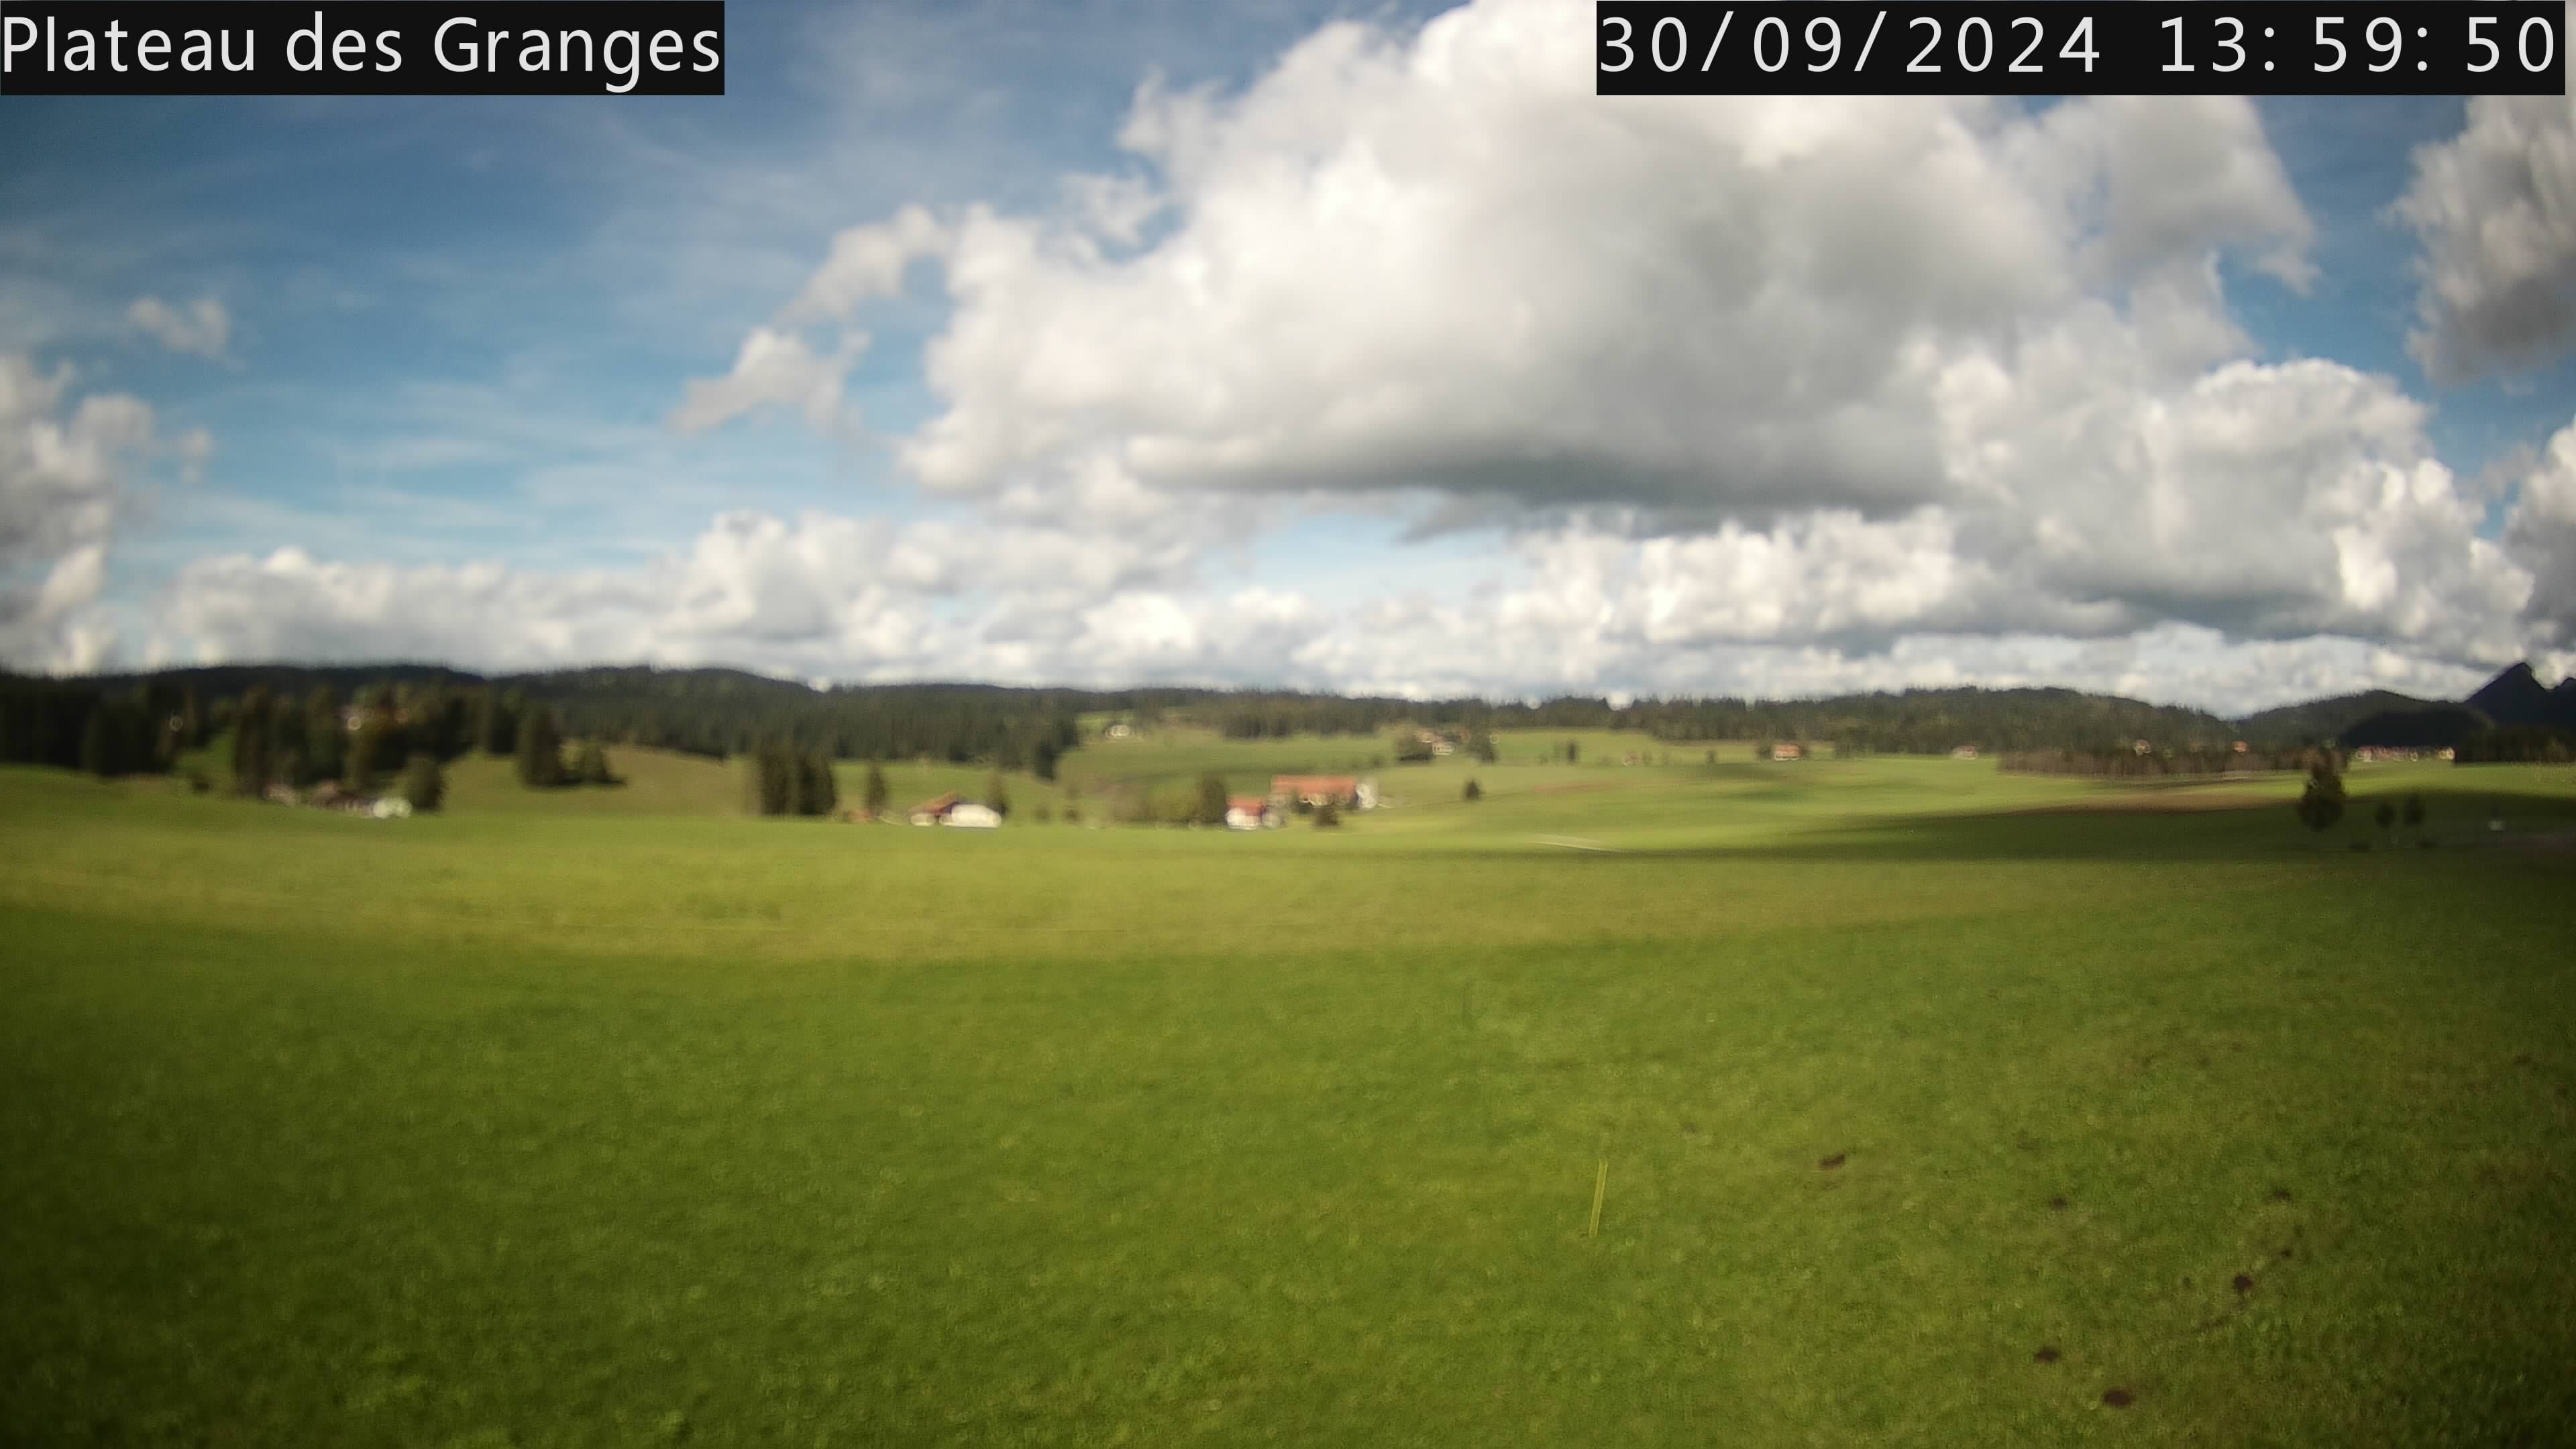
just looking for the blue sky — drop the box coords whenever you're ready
[2,0,2571,710]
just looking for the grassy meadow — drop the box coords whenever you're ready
[4,736,2573,1446]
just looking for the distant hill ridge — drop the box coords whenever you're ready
[3,658,2567,765]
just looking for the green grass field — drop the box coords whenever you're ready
[4,743,2573,1446]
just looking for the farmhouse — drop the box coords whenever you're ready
[1270,775,1381,811]
[1771,743,1803,762]
[1949,745,1979,760]
[906,792,1002,828]
[1224,795,1273,831]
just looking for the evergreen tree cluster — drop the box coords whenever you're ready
[10,658,2573,791]
[2451,725,2576,764]
[1999,745,2315,778]
[745,741,839,817]
[2295,755,2349,833]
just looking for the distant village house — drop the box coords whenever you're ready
[908,793,1001,828]
[1270,775,1379,811]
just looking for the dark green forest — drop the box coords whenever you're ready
[5,658,2572,782]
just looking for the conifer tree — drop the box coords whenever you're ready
[402,753,445,812]
[1197,771,1230,826]
[863,761,890,820]
[985,770,1010,818]
[347,713,385,795]
[576,739,614,785]
[795,751,838,816]
[230,686,274,795]
[2294,755,2346,835]
[79,705,116,778]
[475,688,512,756]
[515,706,564,788]
[304,686,343,784]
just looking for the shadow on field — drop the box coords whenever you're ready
[1728,780,2576,862]
[1456,780,2576,864]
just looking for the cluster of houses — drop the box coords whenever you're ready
[881,775,1383,831]
[2349,745,2456,763]
[260,782,414,820]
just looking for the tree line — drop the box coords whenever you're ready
[10,663,2575,788]
[1997,745,2320,778]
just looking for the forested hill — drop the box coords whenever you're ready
[3,659,2567,776]
[2230,690,2442,746]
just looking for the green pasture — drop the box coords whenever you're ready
[3,748,2572,1446]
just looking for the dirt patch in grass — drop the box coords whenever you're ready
[2233,1273,2256,1295]
[2034,1346,2061,1364]
[2049,1195,2069,1212]
[2268,1187,2293,1203]
[2102,1388,2135,1408]
[2276,1246,2294,1260]
[1818,1153,1845,1170]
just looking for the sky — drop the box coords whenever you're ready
[3,0,2573,714]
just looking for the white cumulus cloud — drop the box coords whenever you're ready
[2395,86,2576,380]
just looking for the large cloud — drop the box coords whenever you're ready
[147,502,1241,678]
[136,497,2520,714]
[2504,417,2576,650]
[0,353,205,670]
[676,0,2551,673]
[2395,87,2576,380]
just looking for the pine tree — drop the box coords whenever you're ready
[2294,755,2346,835]
[1033,736,1060,782]
[516,707,564,788]
[795,751,838,816]
[1196,772,1229,826]
[474,689,510,755]
[576,739,614,785]
[79,705,116,778]
[863,761,890,820]
[230,686,274,795]
[303,686,343,784]
[985,770,1010,819]
[1463,777,1483,801]
[402,753,446,812]
[763,743,794,815]
[347,714,384,795]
